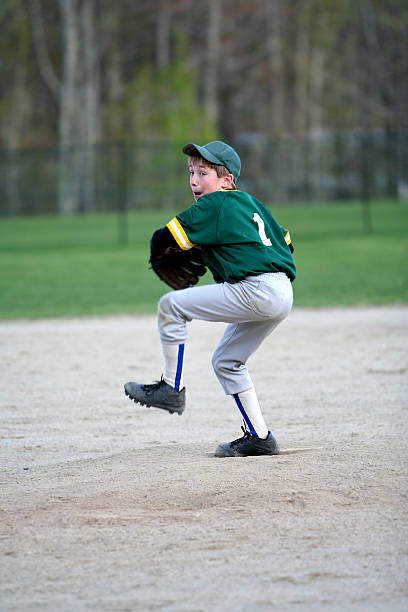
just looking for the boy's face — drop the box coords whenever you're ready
[188,160,233,201]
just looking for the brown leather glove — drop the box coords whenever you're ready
[150,246,207,290]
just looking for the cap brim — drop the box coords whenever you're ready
[182,143,198,156]
[182,143,223,167]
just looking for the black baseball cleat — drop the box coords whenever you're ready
[124,378,185,415]
[215,427,279,457]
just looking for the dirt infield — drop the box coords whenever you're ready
[1,306,407,611]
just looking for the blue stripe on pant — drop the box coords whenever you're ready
[174,344,185,391]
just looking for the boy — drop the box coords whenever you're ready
[124,141,295,457]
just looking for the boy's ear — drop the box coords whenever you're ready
[222,173,235,188]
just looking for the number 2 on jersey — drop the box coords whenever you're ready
[252,212,272,246]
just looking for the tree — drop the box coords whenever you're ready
[0,0,406,215]
[28,0,101,213]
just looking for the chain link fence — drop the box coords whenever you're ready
[1,131,406,217]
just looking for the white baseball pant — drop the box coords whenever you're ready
[158,271,293,396]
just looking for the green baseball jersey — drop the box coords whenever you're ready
[167,189,296,284]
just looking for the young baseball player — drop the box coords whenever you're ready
[125,140,296,457]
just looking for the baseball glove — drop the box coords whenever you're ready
[150,246,207,290]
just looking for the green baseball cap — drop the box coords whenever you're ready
[182,140,241,181]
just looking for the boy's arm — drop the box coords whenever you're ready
[166,216,197,250]
[284,230,294,253]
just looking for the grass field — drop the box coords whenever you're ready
[0,199,407,319]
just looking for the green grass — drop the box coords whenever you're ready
[0,199,407,319]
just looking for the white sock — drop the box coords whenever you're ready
[162,343,185,391]
[233,387,269,439]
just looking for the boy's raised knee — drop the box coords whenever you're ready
[158,291,174,317]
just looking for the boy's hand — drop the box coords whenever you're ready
[150,246,207,290]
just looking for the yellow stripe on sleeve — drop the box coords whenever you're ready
[166,217,196,250]
[284,231,292,246]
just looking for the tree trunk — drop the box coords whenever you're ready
[28,0,60,99]
[58,0,80,214]
[205,0,220,127]
[3,63,29,214]
[308,47,324,133]
[294,19,309,135]
[157,0,171,70]
[79,0,100,211]
[266,0,284,137]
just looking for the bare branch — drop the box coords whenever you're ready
[27,0,60,99]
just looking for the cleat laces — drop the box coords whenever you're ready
[230,425,252,447]
[143,377,166,396]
